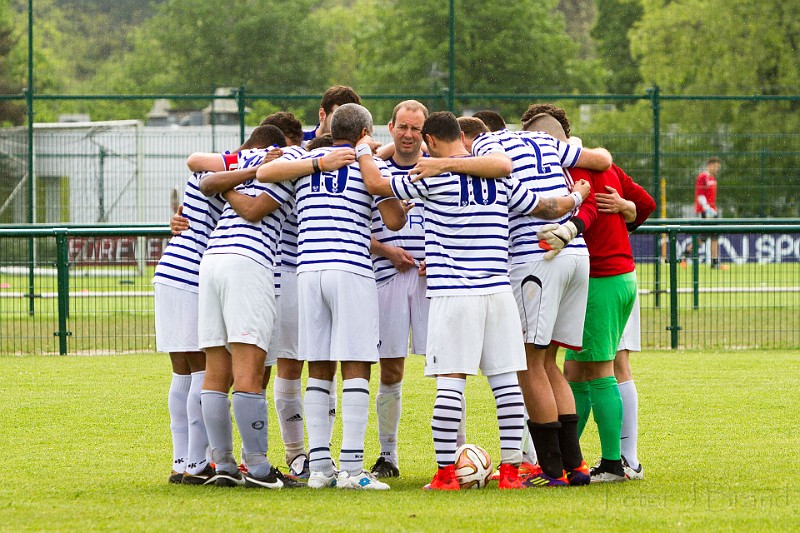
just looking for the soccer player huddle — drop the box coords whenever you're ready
[153,85,656,491]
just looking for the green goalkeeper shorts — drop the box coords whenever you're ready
[565,271,637,363]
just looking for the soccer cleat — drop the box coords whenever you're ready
[182,464,218,486]
[288,454,310,481]
[521,469,569,488]
[622,456,644,480]
[590,459,627,483]
[423,465,460,491]
[370,456,400,478]
[244,466,301,489]
[169,470,184,484]
[490,461,538,481]
[214,469,245,487]
[307,470,337,489]
[497,463,524,490]
[336,470,390,490]
[519,461,541,477]
[566,460,591,486]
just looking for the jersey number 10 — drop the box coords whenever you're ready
[459,176,497,206]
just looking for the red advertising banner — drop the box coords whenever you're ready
[68,237,170,266]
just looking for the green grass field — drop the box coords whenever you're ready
[2,350,798,532]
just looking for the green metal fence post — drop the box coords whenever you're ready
[211,91,216,153]
[759,149,766,218]
[649,85,662,308]
[236,86,246,146]
[26,1,35,315]
[54,229,71,355]
[448,0,455,113]
[692,233,699,309]
[667,228,681,349]
[25,86,36,314]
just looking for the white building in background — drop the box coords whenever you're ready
[0,121,392,226]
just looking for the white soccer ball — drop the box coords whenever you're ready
[454,444,493,489]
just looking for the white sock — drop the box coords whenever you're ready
[232,391,271,478]
[456,392,467,448]
[305,378,334,476]
[376,381,402,466]
[168,373,191,473]
[328,375,338,446]
[274,377,306,465]
[619,380,640,469]
[340,378,370,475]
[201,390,236,474]
[185,371,209,475]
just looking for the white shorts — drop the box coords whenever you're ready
[377,269,429,358]
[510,255,589,350]
[269,268,299,360]
[297,270,380,363]
[617,292,641,352]
[198,254,276,355]
[154,283,200,353]
[424,292,526,377]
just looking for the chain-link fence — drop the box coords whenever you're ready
[2,90,800,229]
[2,223,799,355]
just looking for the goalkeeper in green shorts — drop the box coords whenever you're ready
[534,115,655,482]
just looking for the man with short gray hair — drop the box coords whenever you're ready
[257,103,406,490]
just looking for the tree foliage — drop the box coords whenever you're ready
[94,0,330,95]
[0,0,24,125]
[354,0,605,122]
[591,0,643,95]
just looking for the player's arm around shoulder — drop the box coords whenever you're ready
[575,146,613,172]
[222,187,282,223]
[186,152,226,173]
[409,152,511,182]
[256,148,355,183]
[198,166,258,196]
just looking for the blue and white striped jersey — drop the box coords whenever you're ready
[390,171,539,297]
[274,146,305,273]
[204,148,290,269]
[152,172,226,292]
[267,145,394,278]
[269,146,306,293]
[474,130,587,264]
[371,158,425,285]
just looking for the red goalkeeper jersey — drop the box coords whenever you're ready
[571,164,656,278]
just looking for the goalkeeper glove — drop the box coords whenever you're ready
[537,220,579,260]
